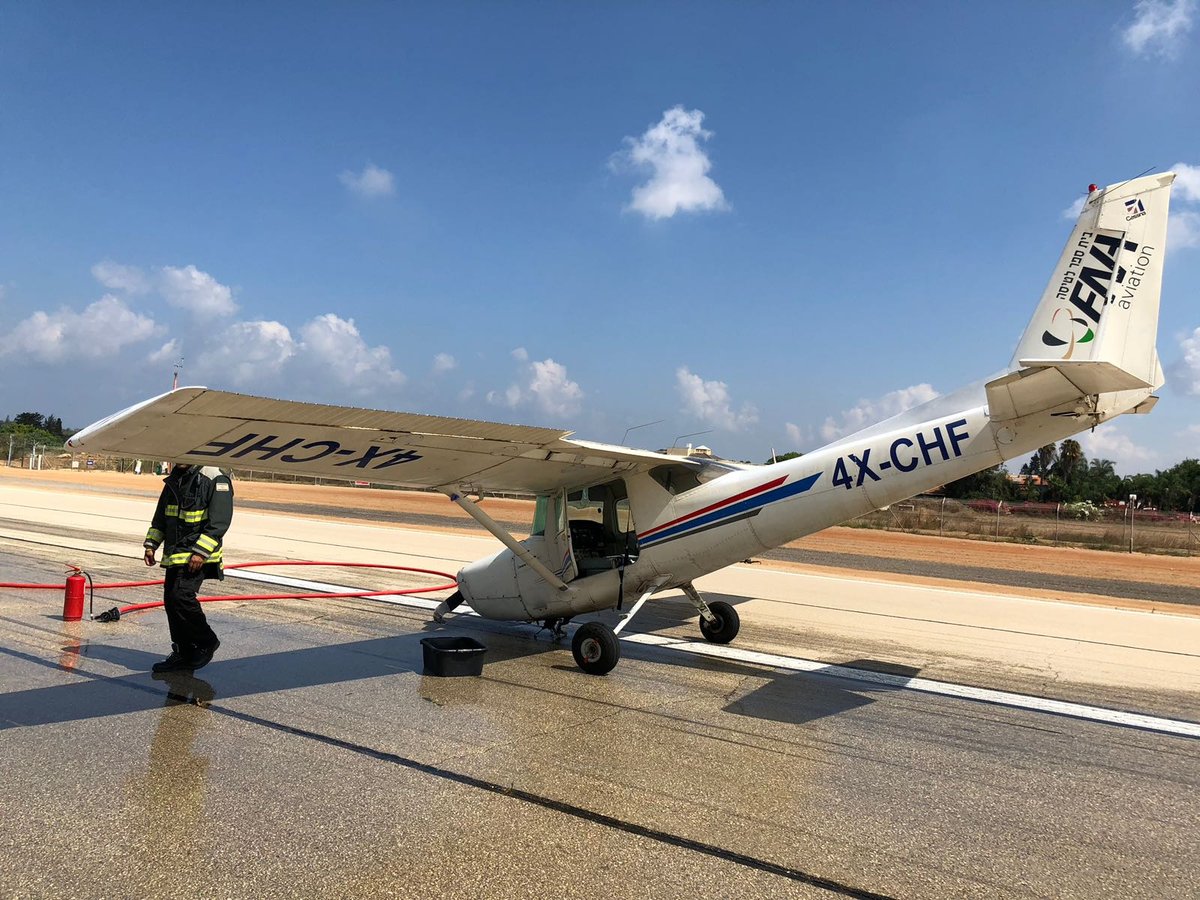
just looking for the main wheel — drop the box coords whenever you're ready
[571,622,620,675]
[698,600,740,644]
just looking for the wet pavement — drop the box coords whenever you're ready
[2,535,1199,900]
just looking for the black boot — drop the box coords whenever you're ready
[152,643,194,673]
[186,638,221,670]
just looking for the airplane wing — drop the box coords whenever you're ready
[66,388,695,494]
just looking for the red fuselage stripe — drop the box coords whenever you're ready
[638,474,788,540]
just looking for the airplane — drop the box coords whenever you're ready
[67,172,1177,675]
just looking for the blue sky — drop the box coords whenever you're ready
[1,2,1198,474]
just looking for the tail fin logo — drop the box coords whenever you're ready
[1124,198,1146,221]
[1041,307,1095,358]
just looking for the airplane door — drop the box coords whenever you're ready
[542,489,579,583]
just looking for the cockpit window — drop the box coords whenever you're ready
[649,461,736,495]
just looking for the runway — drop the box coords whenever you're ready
[1,477,1198,898]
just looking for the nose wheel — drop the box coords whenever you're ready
[698,599,739,643]
[683,583,740,644]
[571,622,620,675]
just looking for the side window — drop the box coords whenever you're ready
[615,498,634,535]
[531,495,548,537]
[650,465,703,495]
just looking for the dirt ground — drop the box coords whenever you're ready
[6,467,1198,595]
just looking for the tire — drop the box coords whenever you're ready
[571,622,621,675]
[699,600,740,644]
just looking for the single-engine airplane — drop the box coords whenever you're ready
[68,173,1177,674]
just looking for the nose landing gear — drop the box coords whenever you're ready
[683,583,740,644]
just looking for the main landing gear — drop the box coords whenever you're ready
[572,622,621,675]
[570,580,741,675]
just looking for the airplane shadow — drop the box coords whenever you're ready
[723,660,923,726]
[0,622,557,731]
[4,597,925,732]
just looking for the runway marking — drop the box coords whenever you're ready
[227,568,1200,741]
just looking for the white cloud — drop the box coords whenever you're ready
[191,314,404,393]
[92,261,152,295]
[617,106,729,220]
[785,422,810,449]
[159,265,237,317]
[1061,195,1087,220]
[1122,0,1195,57]
[1167,162,1200,249]
[1179,326,1200,394]
[820,383,939,442]
[487,354,583,418]
[527,358,583,417]
[432,352,457,375]
[148,339,180,365]
[298,314,405,389]
[0,295,159,363]
[195,320,297,386]
[339,163,396,199]
[676,367,757,431]
[1173,162,1200,202]
[487,384,523,408]
[1081,424,1155,465]
[90,260,238,315]
[1169,210,1200,249]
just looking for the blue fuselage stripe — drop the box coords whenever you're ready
[639,472,822,549]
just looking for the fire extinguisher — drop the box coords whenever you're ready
[63,566,90,621]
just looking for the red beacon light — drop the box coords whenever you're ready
[1088,183,1099,193]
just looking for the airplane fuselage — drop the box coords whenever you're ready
[456,396,1126,621]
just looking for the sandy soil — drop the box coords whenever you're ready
[7,467,1198,595]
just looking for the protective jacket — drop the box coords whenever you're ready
[144,465,233,576]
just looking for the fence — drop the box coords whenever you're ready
[850,495,1199,556]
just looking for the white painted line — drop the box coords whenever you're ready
[234,568,1200,740]
[624,634,1200,739]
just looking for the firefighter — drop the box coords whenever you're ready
[142,463,234,673]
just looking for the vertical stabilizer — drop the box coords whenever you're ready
[1009,173,1174,392]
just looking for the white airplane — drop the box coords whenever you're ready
[68,173,1176,675]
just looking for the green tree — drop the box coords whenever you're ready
[767,451,803,464]
[1080,458,1120,504]
[942,464,1014,500]
[1049,439,1087,500]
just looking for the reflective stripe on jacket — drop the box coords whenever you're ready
[143,465,234,570]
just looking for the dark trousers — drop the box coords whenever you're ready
[163,565,218,650]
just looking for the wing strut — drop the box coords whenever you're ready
[444,488,571,592]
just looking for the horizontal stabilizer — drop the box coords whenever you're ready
[1128,395,1159,415]
[987,357,1157,421]
[1015,359,1154,393]
[986,367,1083,421]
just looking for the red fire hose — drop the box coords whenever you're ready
[0,561,458,621]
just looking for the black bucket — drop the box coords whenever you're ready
[420,636,487,677]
